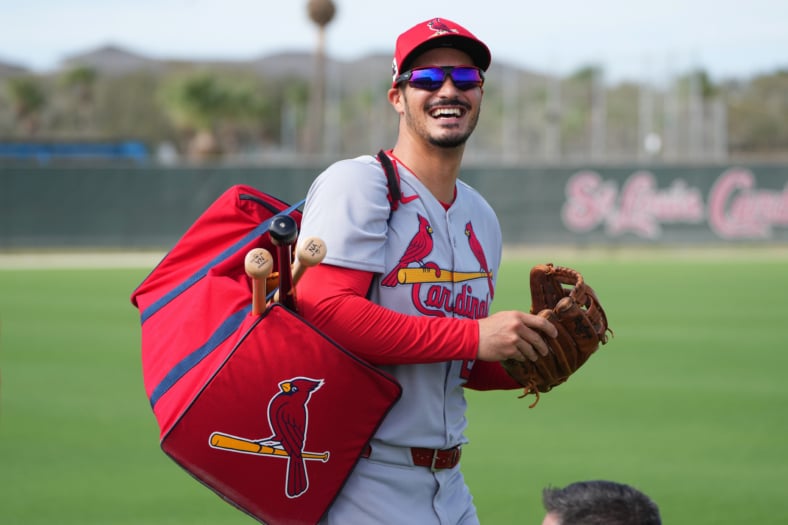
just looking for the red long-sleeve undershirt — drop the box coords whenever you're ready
[297,263,520,391]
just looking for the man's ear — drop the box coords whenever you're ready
[388,87,405,115]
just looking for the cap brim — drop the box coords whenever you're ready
[401,34,491,72]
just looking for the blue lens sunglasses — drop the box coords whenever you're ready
[395,66,485,91]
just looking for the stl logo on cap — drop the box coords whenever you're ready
[393,17,461,81]
[427,18,460,36]
[391,17,491,85]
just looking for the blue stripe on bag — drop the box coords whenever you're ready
[149,306,250,408]
[140,201,303,324]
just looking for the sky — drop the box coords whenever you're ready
[2,0,787,83]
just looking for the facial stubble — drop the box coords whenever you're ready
[402,91,481,149]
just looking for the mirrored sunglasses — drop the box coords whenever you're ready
[395,66,485,91]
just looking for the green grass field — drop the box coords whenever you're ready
[1,250,787,524]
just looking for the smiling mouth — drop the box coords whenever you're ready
[430,107,464,119]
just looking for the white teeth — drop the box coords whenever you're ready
[431,108,462,118]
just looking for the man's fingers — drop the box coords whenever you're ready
[477,310,559,363]
[516,340,540,362]
[545,320,559,339]
[532,336,551,358]
[511,342,529,362]
[529,314,558,339]
[516,320,552,358]
[518,333,549,359]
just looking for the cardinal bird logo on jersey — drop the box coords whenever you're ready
[381,214,434,287]
[209,377,329,499]
[465,221,495,299]
[380,215,492,319]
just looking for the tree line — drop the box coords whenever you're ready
[1,60,786,165]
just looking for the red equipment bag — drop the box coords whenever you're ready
[130,184,402,525]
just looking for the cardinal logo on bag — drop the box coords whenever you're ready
[209,377,330,498]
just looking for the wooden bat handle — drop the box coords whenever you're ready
[245,248,273,315]
[273,236,326,303]
[269,215,298,310]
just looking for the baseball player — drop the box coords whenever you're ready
[297,17,558,525]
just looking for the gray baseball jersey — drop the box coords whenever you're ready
[299,154,502,450]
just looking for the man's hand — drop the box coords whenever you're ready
[476,310,558,363]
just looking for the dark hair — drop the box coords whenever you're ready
[542,480,661,525]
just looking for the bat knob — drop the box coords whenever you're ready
[297,236,327,268]
[244,248,273,279]
[269,215,298,246]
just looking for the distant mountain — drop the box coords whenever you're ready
[0,60,30,77]
[248,51,326,78]
[48,44,542,85]
[60,44,168,75]
[255,52,397,88]
[51,44,390,81]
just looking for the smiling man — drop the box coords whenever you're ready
[296,17,557,524]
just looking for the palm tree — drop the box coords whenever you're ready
[305,0,336,154]
[158,71,273,161]
[60,66,98,133]
[61,66,97,106]
[158,72,229,160]
[6,76,47,136]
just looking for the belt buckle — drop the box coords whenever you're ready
[430,449,440,472]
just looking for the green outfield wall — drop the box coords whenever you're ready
[1,163,787,249]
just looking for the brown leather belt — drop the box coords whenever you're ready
[362,444,462,471]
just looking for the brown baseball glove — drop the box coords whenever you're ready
[501,263,612,407]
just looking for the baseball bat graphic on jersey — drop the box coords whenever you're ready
[396,267,491,284]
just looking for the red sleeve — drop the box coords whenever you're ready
[297,263,479,366]
[464,361,522,391]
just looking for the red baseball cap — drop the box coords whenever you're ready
[392,17,492,86]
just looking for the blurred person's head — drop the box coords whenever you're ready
[541,480,661,525]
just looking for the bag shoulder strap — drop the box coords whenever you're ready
[377,149,401,213]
